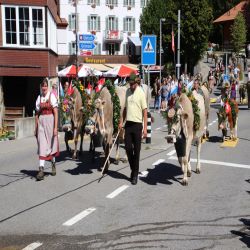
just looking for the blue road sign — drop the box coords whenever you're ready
[79,34,95,42]
[141,35,156,65]
[79,42,96,50]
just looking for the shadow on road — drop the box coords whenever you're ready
[140,162,182,185]
[207,136,222,143]
[231,218,250,248]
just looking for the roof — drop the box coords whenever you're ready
[127,36,141,46]
[213,1,248,23]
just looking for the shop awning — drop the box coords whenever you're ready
[128,37,141,46]
[87,64,112,72]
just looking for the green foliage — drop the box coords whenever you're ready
[230,12,247,55]
[187,91,200,131]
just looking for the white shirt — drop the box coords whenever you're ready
[35,91,58,111]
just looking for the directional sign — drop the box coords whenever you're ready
[79,34,95,42]
[79,42,96,50]
[141,35,156,65]
[80,50,92,56]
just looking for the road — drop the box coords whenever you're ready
[0,102,250,250]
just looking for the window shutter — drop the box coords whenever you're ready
[97,16,100,31]
[68,14,72,29]
[87,16,90,31]
[132,18,135,32]
[106,16,109,31]
[122,18,125,32]
[115,17,118,30]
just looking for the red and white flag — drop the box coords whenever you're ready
[171,30,175,53]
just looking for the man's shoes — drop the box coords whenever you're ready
[36,167,44,181]
[131,175,138,185]
[51,162,56,176]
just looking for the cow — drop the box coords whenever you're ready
[61,86,85,159]
[217,99,238,142]
[85,87,114,172]
[165,91,206,186]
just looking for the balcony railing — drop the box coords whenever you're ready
[104,30,123,41]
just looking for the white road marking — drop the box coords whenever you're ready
[63,207,96,226]
[163,124,167,127]
[208,123,213,126]
[138,171,149,177]
[22,242,43,250]
[169,156,250,169]
[167,150,176,156]
[155,127,161,131]
[106,185,129,199]
[152,159,165,165]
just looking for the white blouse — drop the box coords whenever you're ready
[35,91,58,111]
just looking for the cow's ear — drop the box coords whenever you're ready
[102,101,106,105]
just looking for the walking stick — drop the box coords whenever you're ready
[100,128,121,177]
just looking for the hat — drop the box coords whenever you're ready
[129,73,137,84]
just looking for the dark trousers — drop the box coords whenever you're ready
[124,121,143,178]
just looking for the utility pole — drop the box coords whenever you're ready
[177,10,181,79]
[74,0,78,80]
[159,18,165,84]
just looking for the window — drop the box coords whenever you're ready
[123,17,135,32]
[106,16,118,30]
[32,9,44,45]
[106,0,118,6]
[87,0,100,5]
[93,43,101,55]
[69,41,76,55]
[88,15,100,31]
[140,0,149,7]
[3,6,45,47]
[123,0,135,7]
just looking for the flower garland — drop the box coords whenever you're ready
[59,94,72,125]
[187,91,200,131]
[102,80,121,133]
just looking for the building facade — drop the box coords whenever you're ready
[0,0,67,118]
[58,0,148,67]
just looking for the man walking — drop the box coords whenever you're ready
[119,75,147,185]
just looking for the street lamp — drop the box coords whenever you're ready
[159,18,166,84]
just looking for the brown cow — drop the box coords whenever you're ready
[61,86,84,159]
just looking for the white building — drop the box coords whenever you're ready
[58,0,149,58]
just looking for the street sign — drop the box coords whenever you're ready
[79,34,95,42]
[79,42,96,50]
[141,35,156,65]
[80,50,92,56]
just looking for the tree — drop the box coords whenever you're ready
[177,0,213,72]
[140,0,213,73]
[230,12,247,55]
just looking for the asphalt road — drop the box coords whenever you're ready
[0,102,250,250]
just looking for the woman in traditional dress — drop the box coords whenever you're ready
[35,78,59,181]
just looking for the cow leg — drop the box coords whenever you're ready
[64,132,70,153]
[102,143,110,174]
[72,128,78,160]
[114,138,120,165]
[196,137,202,174]
[186,138,192,177]
[181,156,188,186]
[79,126,84,156]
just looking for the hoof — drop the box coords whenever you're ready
[196,169,201,174]
[113,160,119,165]
[187,171,192,177]
[121,159,128,163]
[182,179,188,186]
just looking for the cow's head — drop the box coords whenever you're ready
[165,106,188,144]
[85,98,106,135]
